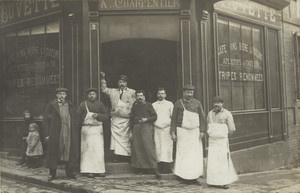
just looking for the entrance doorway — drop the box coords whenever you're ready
[101,39,179,103]
[101,39,179,162]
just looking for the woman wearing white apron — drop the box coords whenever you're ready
[170,85,207,184]
[206,96,238,189]
[78,88,109,178]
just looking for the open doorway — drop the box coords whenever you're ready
[101,39,179,103]
[100,39,179,162]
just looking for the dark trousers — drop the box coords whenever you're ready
[49,162,73,177]
[158,162,173,173]
[20,139,27,162]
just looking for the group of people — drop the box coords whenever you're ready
[16,73,238,189]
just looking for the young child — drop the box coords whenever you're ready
[26,123,43,168]
[16,110,34,166]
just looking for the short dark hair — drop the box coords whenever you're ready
[135,90,145,96]
[157,87,166,94]
[212,96,224,103]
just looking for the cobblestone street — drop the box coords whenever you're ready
[0,177,67,193]
[1,158,300,193]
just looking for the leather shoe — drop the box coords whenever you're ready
[223,185,229,189]
[96,173,105,177]
[47,175,55,181]
[153,168,161,179]
[87,173,95,178]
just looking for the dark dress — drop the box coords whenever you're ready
[43,99,79,170]
[130,102,157,169]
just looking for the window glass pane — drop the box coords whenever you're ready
[253,28,265,109]
[268,30,280,108]
[46,20,59,33]
[242,25,255,110]
[218,19,232,109]
[229,21,244,110]
[31,25,45,35]
[17,28,30,36]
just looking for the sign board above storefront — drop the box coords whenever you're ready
[99,0,181,10]
[0,0,60,27]
[214,0,282,28]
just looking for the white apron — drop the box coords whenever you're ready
[174,100,203,180]
[110,100,131,156]
[206,114,238,185]
[154,113,173,163]
[80,102,105,173]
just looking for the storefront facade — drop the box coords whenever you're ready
[1,0,299,173]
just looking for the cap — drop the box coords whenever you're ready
[119,75,128,82]
[86,88,98,94]
[55,87,68,93]
[212,96,225,103]
[183,84,195,91]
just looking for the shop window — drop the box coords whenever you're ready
[217,18,265,111]
[2,20,60,118]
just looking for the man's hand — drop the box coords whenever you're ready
[139,118,148,123]
[45,136,50,142]
[92,113,99,119]
[200,132,204,139]
[171,133,177,142]
[129,132,133,142]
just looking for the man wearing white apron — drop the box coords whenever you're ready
[78,88,109,178]
[152,88,174,173]
[171,84,206,184]
[101,73,135,162]
[206,96,238,189]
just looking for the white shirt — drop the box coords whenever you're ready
[152,99,173,118]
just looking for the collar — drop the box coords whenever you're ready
[182,98,193,103]
[213,108,224,114]
[57,99,67,105]
[118,87,128,91]
[157,99,166,103]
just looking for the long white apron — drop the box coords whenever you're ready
[110,100,131,156]
[154,113,173,162]
[80,102,105,173]
[206,114,238,185]
[174,101,203,180]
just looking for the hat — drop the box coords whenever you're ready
[183,84,195,91]
[119,75,128,82]
[86,88,98,94]
[55,87,68,93]
[212,96,224,103]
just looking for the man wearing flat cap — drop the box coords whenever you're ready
[170,84,206,184]
[206,96,238,189]
[100,73,136,162]
[43,87,79,181]
[77,88,109,178]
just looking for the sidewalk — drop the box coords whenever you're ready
[1,157,300,193]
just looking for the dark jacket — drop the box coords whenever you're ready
[43,99,79,170]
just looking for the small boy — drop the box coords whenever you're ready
[16,110,34,166]
[26,123,44,168]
